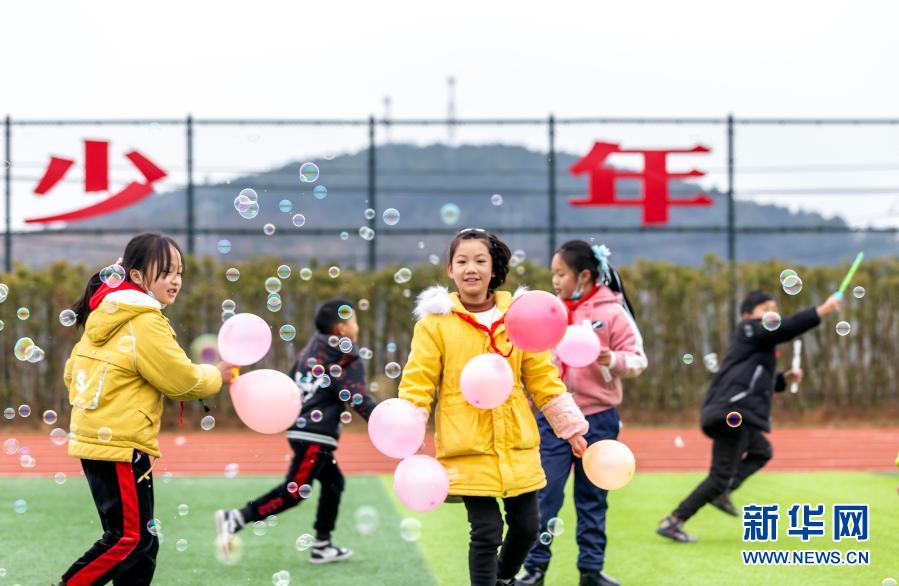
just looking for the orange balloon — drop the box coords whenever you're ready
[582,439,636,490]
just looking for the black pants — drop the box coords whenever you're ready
[463,491,541,586]
[673,423,773,521]
[240,440,344,540]
[62,451,158,586]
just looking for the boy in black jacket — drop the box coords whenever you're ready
[215,300,377,563]
[656,290,842,542]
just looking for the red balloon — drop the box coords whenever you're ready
[504,291,568,353]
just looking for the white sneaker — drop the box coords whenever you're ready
[308,540,353,564]
[214,509,244,561]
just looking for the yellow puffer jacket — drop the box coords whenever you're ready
[398,286,567,498]
[64,289,222,462]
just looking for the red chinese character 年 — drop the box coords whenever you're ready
[569,141,713,225]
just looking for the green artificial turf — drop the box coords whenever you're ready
[387,471,899,586]
[0,472,895,585]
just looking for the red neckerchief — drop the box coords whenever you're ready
[453,306,513,358]
[89,281,147,311]
[558,285,601,379]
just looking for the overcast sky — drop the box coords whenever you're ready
[2,0,899,229]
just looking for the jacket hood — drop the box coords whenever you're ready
[84,289,162,346]
[413,285,529,320]
[587,286,624,305]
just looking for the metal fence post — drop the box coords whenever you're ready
[727,113,736,320]
[186,114,195,255]
[4,116,11,273]
[548,114,557,262]
[367,116,377,271]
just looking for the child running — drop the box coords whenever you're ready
[656,289,842,542]
[215,299,377,564]
[60,233,231,585]
[399,228,589,586]
[518,242,647,586]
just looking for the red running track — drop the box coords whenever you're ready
[1,428,897,478]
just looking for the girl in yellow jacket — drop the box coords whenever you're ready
[59,233,233,586]
[398,228,589,586]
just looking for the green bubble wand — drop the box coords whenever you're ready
[834,252,864,300]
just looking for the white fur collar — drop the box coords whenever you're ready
[413,286,453,319]
[413,285,531,319]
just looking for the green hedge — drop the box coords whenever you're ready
[1,255,896,424]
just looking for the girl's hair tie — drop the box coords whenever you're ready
[591,244,613,284]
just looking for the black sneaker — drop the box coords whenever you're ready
[656,515,698,543]
[710,493,738,517]
[580,570,620,586]
[309,540,353,564]
[515,566,546,586]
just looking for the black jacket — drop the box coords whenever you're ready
[700,307,820,432]
[285,333,377,448]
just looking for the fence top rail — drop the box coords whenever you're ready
[5,116,899,126]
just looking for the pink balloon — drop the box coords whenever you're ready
[218,313,272,366]
[368,398,427,459]
[556,324,601,367]
[229,369,302,434]
[393,455,449,512]
[505,291,568,353]
[460,353,514,409]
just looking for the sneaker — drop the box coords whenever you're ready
[213,509,244,561]
[711,493,738,517]
[515,566,546,585]
[309,540,353,564]
[656,515,698,543]
[497,580,516,586]
[580,570,620,586]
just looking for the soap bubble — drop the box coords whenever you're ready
[491,193,503,206]
[176,539,188,552]
[54,472,67,485]
[17,307,30,320]
[382,208,401,226]
[300,268,312,280]
[338,305,353,320]
[547,517,565,536]
[299,162,320,183]
[852,286,865,299]
[97,427,113,442]
[263,223,276,236]
[225,268,240,282]
[313,185,328,200]
[440,203,461,225]
[295,533,315,551]
[277,265,291,279]
[394,268,412,284]
[217,240,232,254]
[682,353,694,365]
[59,309,77,327]
[201,415,216,431]
[762,311,782,331]
[726,411,743,428]
[279,325,297,342]
[385,362,402,379]
[291,214,306,228]
[782,275,803,296]
[779,269,797,283]
[355,506,379,535]
[224,463,240,479]
[13,499,27,514]
[178,504,190,516]
[265,277,282,294]
[42,410,58,425]
[359,226,375,240]
[538,532,553,545]
[328,266,341,279]
[364,208,376,220]
[279,199,293,213]
[99,263,126,288]
[400,518,422,542]
[835,321,851,336]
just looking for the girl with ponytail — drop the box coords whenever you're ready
[518,241,647,586]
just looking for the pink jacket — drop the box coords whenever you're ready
[556,286,647,416]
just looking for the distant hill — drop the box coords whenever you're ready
[13,143,896,268]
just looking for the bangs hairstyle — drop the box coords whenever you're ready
[447,228,512,293]
[70,232,184,328]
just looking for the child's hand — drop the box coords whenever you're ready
[568,435,587,458]
[597,348,613,366]
[217,362,238,383]
[817,295,843,316]
[784,369,803,384]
